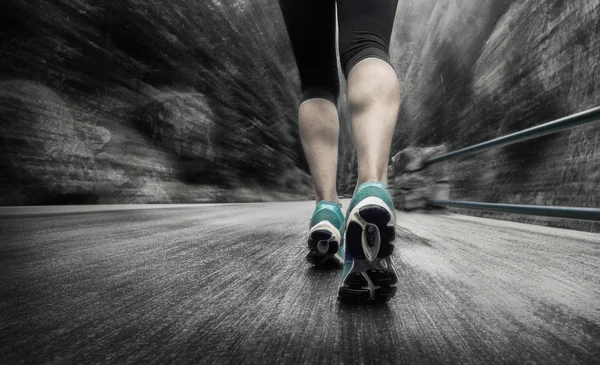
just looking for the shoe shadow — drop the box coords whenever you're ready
[302,263,342,291]
[336,297,393,307]
[335,297,399,361]
[306,261,343,271]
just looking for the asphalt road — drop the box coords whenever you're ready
[1,202,599,365]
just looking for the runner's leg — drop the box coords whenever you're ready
[278,0,340,204]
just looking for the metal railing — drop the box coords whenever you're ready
[425,106,600,221]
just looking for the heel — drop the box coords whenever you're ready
[306,224,343,267]
[308,229,339,255]
[346,203,395,261]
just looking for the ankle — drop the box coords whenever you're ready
[315,195,340,205]
[355,177,387,191]
[356,178,380,185]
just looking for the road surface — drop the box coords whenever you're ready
[1,202,599,364]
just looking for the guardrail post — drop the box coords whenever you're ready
[389,145,450,211]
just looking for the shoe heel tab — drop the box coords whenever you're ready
[356,181,388,192]
[316,200,343,210]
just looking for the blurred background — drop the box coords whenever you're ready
[0,0,598,228]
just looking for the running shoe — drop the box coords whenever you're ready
[306,200,345,267]
[338,181,398,302]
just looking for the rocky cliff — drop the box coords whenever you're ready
[1,0,598,231]
[389,0,600,231]
[0,0,312,204]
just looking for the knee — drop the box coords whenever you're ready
[346,58,399,112]
[341,44,394,80]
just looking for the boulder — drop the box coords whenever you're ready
[397,187,429,211]
[389,145,450,211]
[135,92,215,162]
[78,123,112,152]
[390,145,447,175]
[0,80,96,204]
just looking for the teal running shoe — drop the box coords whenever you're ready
[338,182,398,302]
[306,200,345,267]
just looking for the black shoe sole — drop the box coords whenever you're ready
[338,204,397,302]
[306,229,342,268]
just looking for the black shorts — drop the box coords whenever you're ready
[278,0,399,106]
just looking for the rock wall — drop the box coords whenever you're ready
[389,0,600,232]
[0,0,598,233]
[0,0,313,204]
